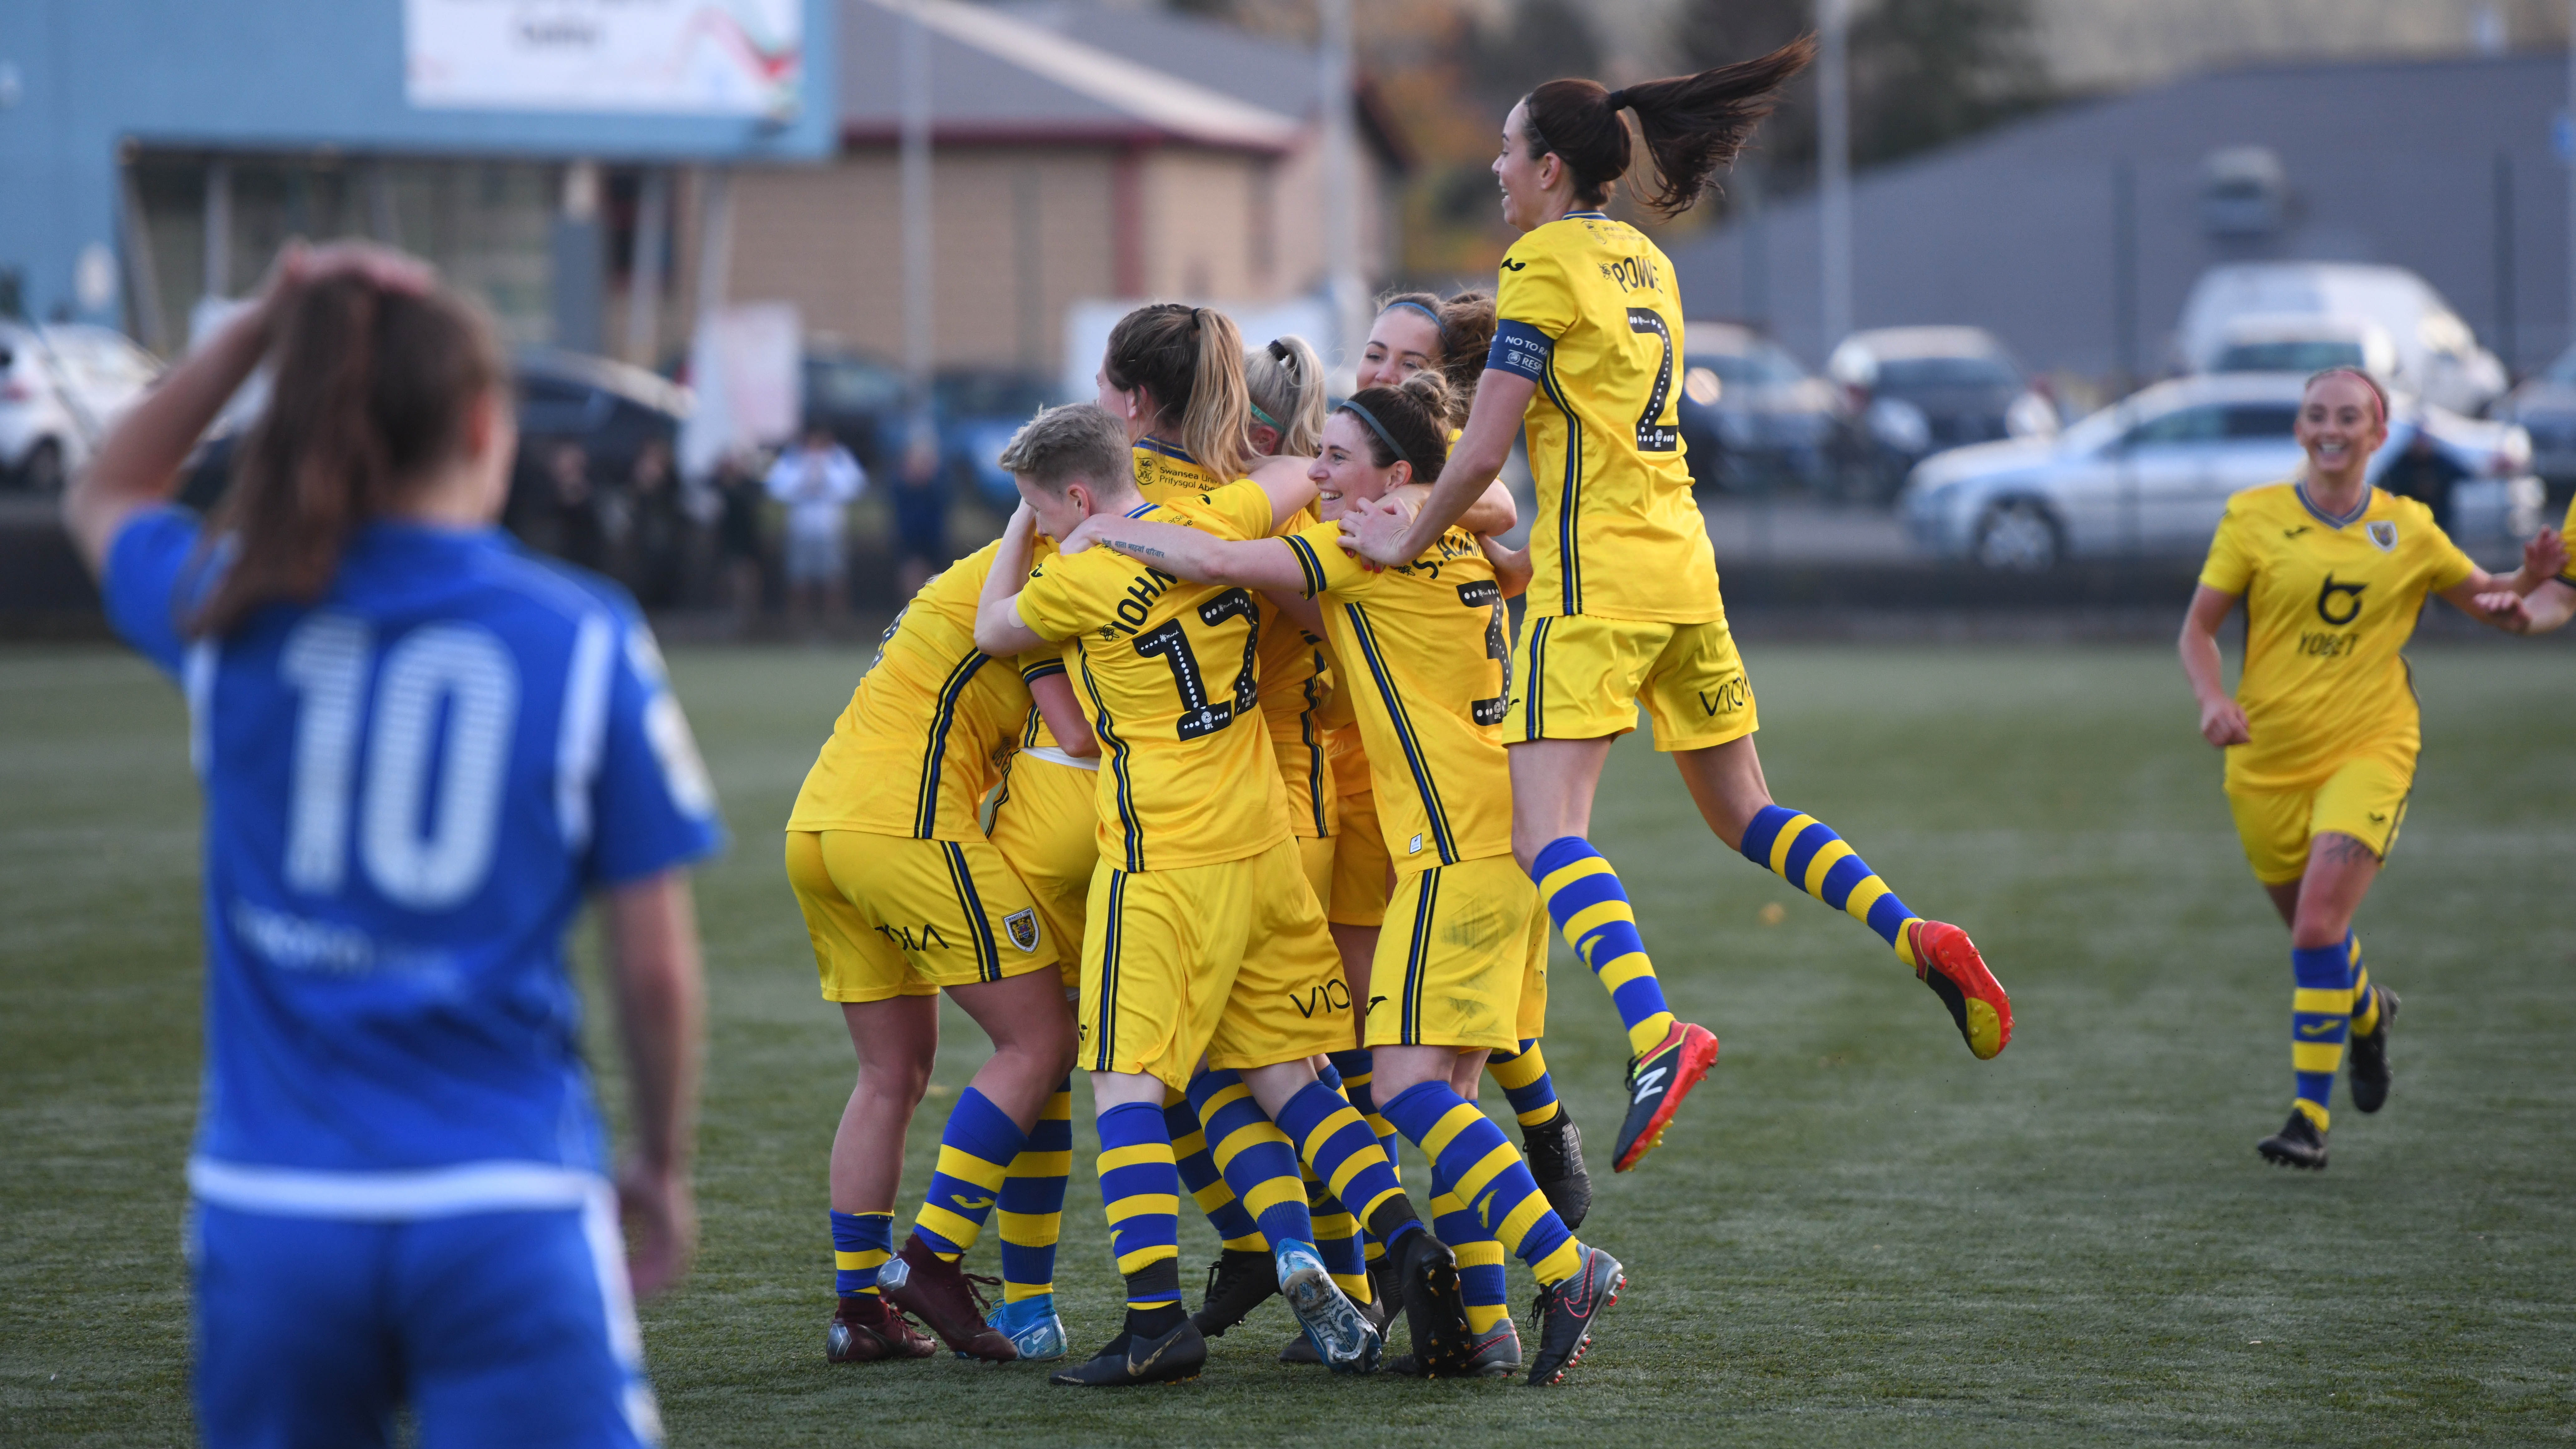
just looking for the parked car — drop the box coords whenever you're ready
[1900,372,2541,570]
[2207,312,2398,380]
[936,367,1062,510]
[1675,322,1849,492]
[0,322,162,491]
[1826,326,2058,500]
[2489,343,2576,493]
[802,345,908,473]
[2173,262,2505,417]
[510,348,692,490]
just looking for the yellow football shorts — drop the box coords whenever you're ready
[2224,748,2415,886]
[1077,835,1348,1089]
[1325,732,1391,928]
[1297,834,1336,905]
[1506,612,1758,752]
[786,829,1058,1003]
[986,752,1101,988]
[1364,854,1548,1053]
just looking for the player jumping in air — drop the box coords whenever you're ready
[2179,368,2551,1169]
[66,242,720,1446]
[1343,40,2014,1175]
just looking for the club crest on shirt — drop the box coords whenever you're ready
[2367,520,2398,551]
[1004,909,1041,953]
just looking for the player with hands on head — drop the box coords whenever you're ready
[65,241,721,1448]
[2178,367,2552,1170]
[1057,371,1626,1386]
[973,403,1475,1387]
[1338,40,2014,1179]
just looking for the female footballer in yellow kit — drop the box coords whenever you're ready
[1344,41,2013,1175]
[2180,368,2548,1169]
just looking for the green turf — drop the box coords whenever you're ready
[5,639,2573,1446]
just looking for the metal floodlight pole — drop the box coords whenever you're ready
[1320,0,1365,372]
[901,0,935,404]
[1818,0,1853,353]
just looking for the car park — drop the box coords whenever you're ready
[1900,372,2540,570]
[2207,312,2398,380]
[1826,326,2058,500]
[1675,322,1849,492]
[0,322,162,492]
[2173,262,2505,416]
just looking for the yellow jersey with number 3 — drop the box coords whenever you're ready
[1281,521,1514,869]
[1016,481,1290,871]
[1490,211,1719,624]
[2198,482,2475,790]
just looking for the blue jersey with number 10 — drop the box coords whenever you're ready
[105,509,723,1209]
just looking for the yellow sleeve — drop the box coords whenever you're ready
[1015,551,1119,643]
[2198,501,2256,595]
[1496,244,1578,340]
[1191,479,1275,540]
[1017,646,1067,684]
[1281,520,1374,600]
[2560,494,2576,588]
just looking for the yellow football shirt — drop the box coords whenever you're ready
[1016,483,1291,871]
[2560,492,2576,587]
[1281,521,1513,869]
[788,539,1047,839]
[2198,482,2475,789]
[1490,211,1720,624]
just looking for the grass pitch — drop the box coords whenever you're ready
[4,638,2574,1446]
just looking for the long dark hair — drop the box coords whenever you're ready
[1523,36,1815,219]
[1103,303,1253,481]
[1337,372,1452,484]
[1373,289,1497,425]
[190,276,503,637]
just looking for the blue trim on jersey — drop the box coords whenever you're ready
[941,841,1003,982]
[1341,601,1457,865]
[1020,657,1066,683]
[1134,437,1194,464]
[1487,320,1553,383]
[1094,871,1126,1070]
[1298,669,1330,837]
[1077,645,1143,873]
[1522,616,1551,740]
[1125,501,1158,519]
[2294,482,2373,529]
[1285,534,1328,598]
[915,650,993,838]
[1401,869,1438,1042]
[1535,349,1584,614]
[1563,210,1609,219]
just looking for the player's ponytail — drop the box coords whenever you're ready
[1103,302,1255,481]
[1434,292,1496,424]
[1524,36,1814,219]
[191,274,501,637]
[1243,334,1327,457]
[1337,372,1451,485]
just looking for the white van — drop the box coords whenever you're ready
[2173,262,2505,417]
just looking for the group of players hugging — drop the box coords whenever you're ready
[787,37,2013,1388]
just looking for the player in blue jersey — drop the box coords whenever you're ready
[65,243,723,1449]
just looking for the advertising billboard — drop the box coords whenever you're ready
[406,0,803,118]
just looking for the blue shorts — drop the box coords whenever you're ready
[191,1191,658,1449]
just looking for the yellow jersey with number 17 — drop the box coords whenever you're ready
[1490,211,1718,624]
[2198,482,2474,791]
[1015,481,1289,872]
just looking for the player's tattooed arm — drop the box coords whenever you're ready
[1069,518,1309,597]
[974,503,1051,656]
[2178,584,2251,749]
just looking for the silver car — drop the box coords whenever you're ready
[0,322,162,492]
[1901,373,2541,570]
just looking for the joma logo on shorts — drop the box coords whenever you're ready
[1288,980,1353,1018]
[874,923,950,951]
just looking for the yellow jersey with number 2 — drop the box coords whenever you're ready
[1016,481,1288,872]
[1490,210,1718,624]
[2198,482,2474,791]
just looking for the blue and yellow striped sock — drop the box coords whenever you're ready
[2291,942,2355,1130]
[1096,1100,1183,1310]
[832,1209,892,1298]
[1380,1081,1581,1288]
[2347,932,2380,1038]
[912,1086,1029,1261]
[1328,1049,1401,1171]
[1189,1069,1315,1252]
[1532,837,1678,1058]
[1276,1080,1420,1249]
[1485,1039,1562,1128]
[998,1077,1072,1302]
[1739,805,1926,965]
[1166,1083,1265,1251]
[1431,1179,1510,1335]
[1306,1170,1370,1300]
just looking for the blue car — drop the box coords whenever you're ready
[936,369,1064,510]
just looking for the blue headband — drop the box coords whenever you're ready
[1337,399,1407,464]
[1384,299,1443,331]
